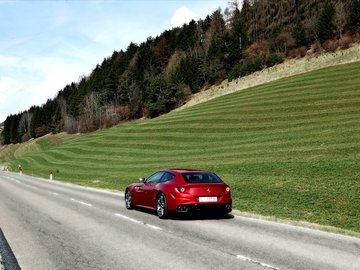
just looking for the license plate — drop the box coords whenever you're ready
[199,196,217,203]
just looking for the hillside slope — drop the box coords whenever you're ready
[1,61,360,233]
[179,44,360,110]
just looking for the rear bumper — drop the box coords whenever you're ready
[176,203,232,213]
[167,191,232,213]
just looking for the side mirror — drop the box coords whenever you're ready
[139,177,145,183]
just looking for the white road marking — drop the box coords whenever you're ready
[15,180,20,183]
[114,213,163,231]
[236,255,279,270]
[70,198,92,207]
[22,182,39,190]
[48,191,59,196]
[145,224,163,231]
[114,213,142,224]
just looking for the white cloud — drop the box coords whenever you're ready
[170,6,198,28]
[0,1,231,124]
[0,76,18,104]
[0,76,19,122]
[0,54,21,67]
[0,54,90,123]
[0,76,18,90]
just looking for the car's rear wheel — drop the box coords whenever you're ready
[156,193,168,219]
[125,189,133,209]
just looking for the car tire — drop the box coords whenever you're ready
[125,189,133,209]
[156,193,168,219]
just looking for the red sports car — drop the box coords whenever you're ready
[125,169,232,218]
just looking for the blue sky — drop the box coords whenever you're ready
[0,0,233,123]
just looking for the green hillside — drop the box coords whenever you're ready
[1,61,360,233]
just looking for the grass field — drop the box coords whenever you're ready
[1,61,360,233]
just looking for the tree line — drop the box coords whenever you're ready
[2,0,360,145]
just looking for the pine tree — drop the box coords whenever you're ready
[295,23,307,46]
[316,1,335,42]
[241,0,251,44]
[30,107,41,138]
[349,0,360,33]
[3,116,11,144]
[9,114,21,143]
[227,6,245,67]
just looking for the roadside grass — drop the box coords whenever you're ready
[1,61,360,233]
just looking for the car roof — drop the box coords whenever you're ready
[164,168,208,174]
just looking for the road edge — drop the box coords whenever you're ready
[232,209,360,239]
[0,229,21,270]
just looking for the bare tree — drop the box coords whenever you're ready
[127,81,142,118]
[58,96,67,118]
[165,50,186,77]
[64,115,77,134]
[17,111,32,141]
[223,7,232,28]
[335,1,347,38]
[226,0,241,29]
[79,92,101,132]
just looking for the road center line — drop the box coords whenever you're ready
[114,213,163,231]
[236,254,279,270]
[70,198,92,207]
[48,191,59,196]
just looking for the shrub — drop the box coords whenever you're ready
[34,125,49,138]
[338,34,353,49]
[265,54,284,67]
[228,65,242,81]
[228,54,284,82]
[287,47,308,58]
[115,105,131,120]
[244,40,271,59]
[323,40,338,52]
[310,41,325,56]
[228,57,265,81]
[21,132,31,143]
[298,46,308,58]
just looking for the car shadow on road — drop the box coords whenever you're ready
[170,212,235,221]
[133,207,234,221]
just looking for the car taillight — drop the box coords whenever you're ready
[176,187,186,193]
[225,186,230,193]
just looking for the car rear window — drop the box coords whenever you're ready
[182,172,223,183]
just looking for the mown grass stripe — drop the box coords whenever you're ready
[2,61,360,233]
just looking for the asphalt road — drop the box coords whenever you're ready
[0,171,359,270]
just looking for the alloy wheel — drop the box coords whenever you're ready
[157,193,168,218]
[125,190,132,209]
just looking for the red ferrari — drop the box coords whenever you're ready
[125,169,232,218]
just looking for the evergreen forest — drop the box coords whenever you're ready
[2,0,360,145]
